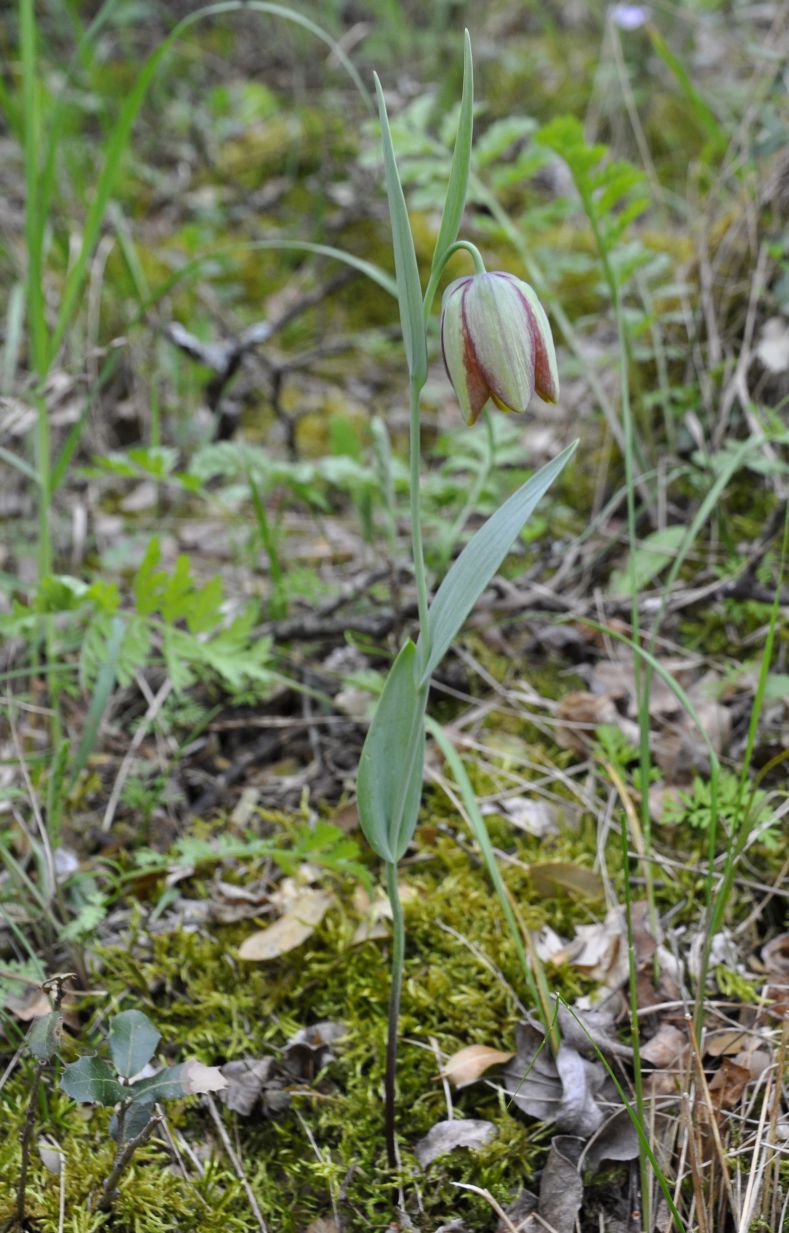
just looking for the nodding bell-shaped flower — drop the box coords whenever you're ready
[440,272,559,425]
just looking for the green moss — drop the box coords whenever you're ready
[0,798,619,1233]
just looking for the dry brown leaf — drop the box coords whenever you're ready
[486,795,558,838]
[303,1220,340,1233]
[350,883,417,945]
[709,1058,751,1109]
[549,907,629,988]
[641,1024,687,1068]
[704,1029,754,1057]
[238,889,334,960]
[537,1135,584,1230]
[439,1045,515,1089]
[219,1058,275,1115]
[414,1118,497,1167]
[37,1139,63,1176]
[9,988,52,1021]
[180,1059,228,1095]
[762,933,789,976]
[555,691,622,752]
[529,861,604,900]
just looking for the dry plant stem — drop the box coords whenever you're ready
[98,1113,160,1211]
[384,859,405,1170]
[205,1094,268,1233]
[15,1060,44,1228]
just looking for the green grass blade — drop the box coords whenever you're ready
[374,73,428,386]
[2,283,25,394]
[49,1,373,363]
[425,716,559,1053]
[647,25,725,144]
[0,447,39,485]
[419,440,577,684]
[556,997,687,1233]
[704,503,788,953]
[68,616,125,791]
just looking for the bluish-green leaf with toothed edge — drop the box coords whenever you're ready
[357,640,427,862]
[60,1056,125,1106]
[108,1009,161,1079]
[374,75,428,386]
[419,440,578,685]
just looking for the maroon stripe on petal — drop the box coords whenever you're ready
[509,281,557,403]
[459,280,490,422]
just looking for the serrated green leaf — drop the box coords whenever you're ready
[431,29,473,274]
[60,1055,125,1106]
[117,615,152,688]
[28,1011,61,1062]
[357,641,427,862]
[374,74,427,386]
[133,537,166,615]
[419,441,578,685]
[161,555,193,623]
[108,1009,161,1079]
[184,574,224,634]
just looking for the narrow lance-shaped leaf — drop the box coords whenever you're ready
[357,640,428,862]
[108,1009,161,1079]
[418,441,578,684]
[60,1056,125,1106]
[374,74,428,386]
[430,29,474,275]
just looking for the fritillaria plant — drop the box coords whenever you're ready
[356,33,578,1168]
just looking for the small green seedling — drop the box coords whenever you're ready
[58,1008,226,1211]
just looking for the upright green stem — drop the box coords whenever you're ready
[384,859,404,1170]
[409,376,430,641]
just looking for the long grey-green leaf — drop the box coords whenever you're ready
[374,75,428,386]
[357,640,427,862]
[430,30,473,274]
[419,440,578,684]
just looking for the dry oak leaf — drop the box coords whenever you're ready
[180,1059,228,1095]
[414,1118,497,1168]
[238,889,334,961]
[640,1024,687,1069]
[439,1045,516,1089]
